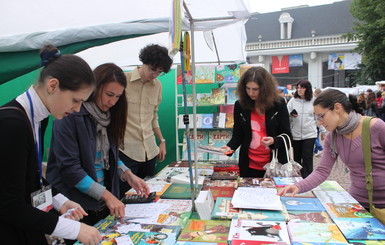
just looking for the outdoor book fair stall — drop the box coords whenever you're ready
[2,0,385,244]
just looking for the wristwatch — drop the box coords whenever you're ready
[160,139,166,142]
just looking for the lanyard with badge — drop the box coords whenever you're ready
[26,90,53,212]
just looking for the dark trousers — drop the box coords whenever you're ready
[118,151,157,197]
[292,138,316,178]
[240,164,266,178]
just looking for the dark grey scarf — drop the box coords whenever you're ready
[330,111,362,158]
[83,102,111,170]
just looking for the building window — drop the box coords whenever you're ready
[279,13,294,39]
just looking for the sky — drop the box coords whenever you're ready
[249,0,344,13]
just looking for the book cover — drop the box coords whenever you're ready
[312,180,345,191]
[287,221,348,244]
[280,197,325,212]
[202,179,238,189]
[126,231,177,245]
[219,105,234,114]
[204,186,235,201]
[201,114,214,128]
[276,187,315,198]
[170,173,206,185]
[156,199,193,212]
[226,87,238,105]
[178,114,203,129]
[225,113,234,129]
[195,190,214,220]
[213,112,226,129]
[313,190,359,204]
[323,203,373,218]
[231,187,283,211]
[195,65,216,84]
[212,161,239,172]
[238,178,275,188]
[176,242,227,245]
[160,184,202,199]
[211,197,287,221]
[287,211,333,223]
[215,64,240,83]
[176,65,193,85]
[178,219,231,243]
[210,88,226,105]
[332,217,385,240]
[207,130,236,160]
[231,240,288,245]
[228,219,290,244]
[273,177,303,187]
[291,243,349,245]
[348,241,385,245]
[182,130,208,161]
[211,171,238,180]
[197,93,213,106]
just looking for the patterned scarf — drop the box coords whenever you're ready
[330,111,362,158]
[83,102,111,170]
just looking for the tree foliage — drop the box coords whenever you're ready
[347,0,385,83]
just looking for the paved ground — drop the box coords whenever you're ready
[313,152,351,191]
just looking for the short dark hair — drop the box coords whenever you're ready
[91,63,127,146]
[38,44,95,91]
[139,44,173,73]
[294,80,313,101]
[237,66,280,112]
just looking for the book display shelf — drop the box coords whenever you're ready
[175,63,242,162]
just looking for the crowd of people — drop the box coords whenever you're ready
[1,42,385,244]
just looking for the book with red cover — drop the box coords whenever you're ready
[211,171,238,180]
[204,186,235,201]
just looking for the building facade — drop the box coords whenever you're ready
[245,0,359,89]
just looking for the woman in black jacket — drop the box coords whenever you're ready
[222,66,292,177]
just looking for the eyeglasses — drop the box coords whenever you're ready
[149,66,165,76]
[316,109,330,122]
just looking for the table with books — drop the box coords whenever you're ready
[75,161,385,245]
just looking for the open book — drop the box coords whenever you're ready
[197,145,233,155]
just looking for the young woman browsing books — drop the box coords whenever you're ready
[222,67,292,177]
[0,44,102,244]
[278,89,385,209]
[47,63,150,232]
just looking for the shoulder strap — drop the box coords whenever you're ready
[362,116,374,210]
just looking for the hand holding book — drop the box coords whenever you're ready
[197,145,234,155]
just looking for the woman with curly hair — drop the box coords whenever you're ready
[222,66,292,177]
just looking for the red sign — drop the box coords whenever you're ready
[272,55,289,74]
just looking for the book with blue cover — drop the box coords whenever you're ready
[332,217,385,240]
[280,197,325,211]
[201,114,214,128]
[215,63,240,83]
[226,87,238,105]
[273,177,303,187]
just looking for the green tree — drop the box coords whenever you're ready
[347,0,385,84]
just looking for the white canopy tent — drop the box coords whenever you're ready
[0,0,251,81]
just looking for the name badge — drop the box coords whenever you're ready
[31,185,53,212]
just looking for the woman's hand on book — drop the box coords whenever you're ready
[277,184,300,197]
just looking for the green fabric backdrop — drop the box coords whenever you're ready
[0,68,176,174]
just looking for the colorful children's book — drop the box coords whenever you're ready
[204,186,235,201]
[347,241,385,245]
[332,217,385,240]
[273,177,303,187]
[291,243,349,245]
[276,187,315,198]
[182,130,209,161]
[215,63,240,83]
[211,171,238,180]
[211,197,287,221]
[287,221,348,244]
[280,197,325,211]
[228,219,291,244]
[323,203,373,218]
[313,190,359,204]
[231,240,288,245]
[225,113,234,128]
[126,183,171,197]
[287,211,333,223]
[207,130,237,160]
[197,93,213,106]
[202,179,238,189]
[238,178,275,188]
[210,88,226,104]
[226,87,238,105]
[312,180,345,191]
[231,187,282,211]
[195,65,216,84]
[176,242,227,245]
[178,219,231,243]
[201,114,214,128]
[160,184,202,199]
